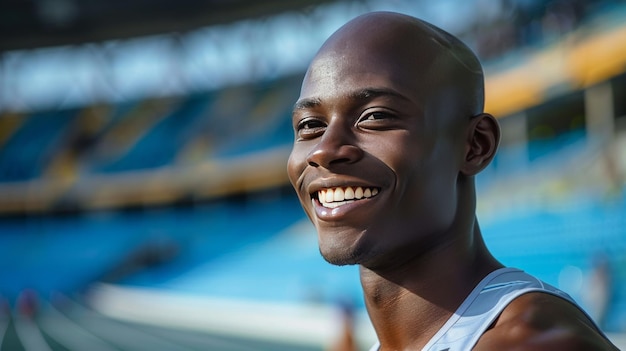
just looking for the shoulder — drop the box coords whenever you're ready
[474,292,618,351]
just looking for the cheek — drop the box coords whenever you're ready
[388,138,460,225]
[287,148,306,190]
[287,149,317,221]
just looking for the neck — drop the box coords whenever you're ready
[360,220,502,350]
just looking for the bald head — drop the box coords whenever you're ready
[304,11,485,119]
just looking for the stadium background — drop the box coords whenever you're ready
[0,0,625,349]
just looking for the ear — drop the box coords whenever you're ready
[461,113,500,176]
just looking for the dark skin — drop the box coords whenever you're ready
[287,11,618,351]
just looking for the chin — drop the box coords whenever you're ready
[321,251,359,266]
[316,224,376,265]
[318,238,365,266]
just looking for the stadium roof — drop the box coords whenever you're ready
[0,0,337,52]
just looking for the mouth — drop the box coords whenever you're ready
[313,186,380,209]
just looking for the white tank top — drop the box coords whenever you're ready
[368,267,594,351]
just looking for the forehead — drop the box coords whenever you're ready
[300,47,428,106]
[299,17,441,104]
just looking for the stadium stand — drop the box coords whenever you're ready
[0,109,79,182]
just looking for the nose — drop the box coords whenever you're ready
[306,123,364,168]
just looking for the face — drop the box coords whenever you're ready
[287,18,469,269]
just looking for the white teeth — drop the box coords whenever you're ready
[323,201,354,209]
[325,189,333,203]
[316,186,379,208]
[344,187,355,200]
[354,187,363,199]
[333,188,344,201]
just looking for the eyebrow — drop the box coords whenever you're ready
[349,87,411,102]
[293,97,322,111]
[292,87,411,113]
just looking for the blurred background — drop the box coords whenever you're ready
[0,0,625,350]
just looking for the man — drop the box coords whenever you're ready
[287,11,618,351]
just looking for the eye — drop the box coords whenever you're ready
[296,118,325,131]
[357,111,398,129]
[361,111,391,121]
[295,118,326,139]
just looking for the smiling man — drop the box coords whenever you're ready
[287,11,617,351]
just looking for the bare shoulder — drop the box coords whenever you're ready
[474,292,619,351]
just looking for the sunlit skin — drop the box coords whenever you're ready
[287,11,618,351]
